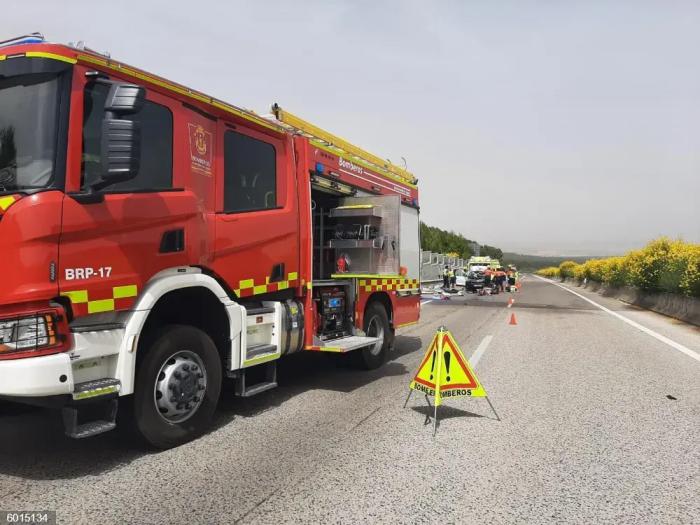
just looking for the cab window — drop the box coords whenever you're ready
[223,130,276,213]
[82,83,173,191]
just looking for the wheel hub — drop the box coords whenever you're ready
[367,316,385,356]
[154,351,207,423]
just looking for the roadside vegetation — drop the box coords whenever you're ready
[420,222,503,260]
[536,238,700,297]
[502,253,592,272]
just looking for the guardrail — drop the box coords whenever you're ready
[420,250,464,283]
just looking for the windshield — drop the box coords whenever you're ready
[0,74,59,192]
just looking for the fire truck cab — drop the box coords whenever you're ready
[0,34,420,448]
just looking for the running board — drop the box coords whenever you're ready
[62,379,121,439]
[62,399,118,439]
[307,335,380,353]
[72,378,121,401]
[233,361,278,397]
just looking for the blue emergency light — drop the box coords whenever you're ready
[0,33,45,48]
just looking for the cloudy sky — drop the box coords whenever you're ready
[6,0,699,255]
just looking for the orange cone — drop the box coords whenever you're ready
[509,313,517,325]
[507,298,514,308]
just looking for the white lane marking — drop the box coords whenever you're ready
[533,275,700,364]
[469,335,494,368]
[421,299,434,305]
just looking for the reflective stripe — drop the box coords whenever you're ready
[113,284,137,299]
[239,279,255,290]
[358,277,420,293]
[76,53,282,132]
[331,274,403,279]
[305,345,344,353]
[61,284,139,315]
[72,385,119,401]
[88,299,115,314]
[0,196,16,211]
[62,290,88,304]
[243,353,280,367]
[234,272,300,297]
[25,51,77,64]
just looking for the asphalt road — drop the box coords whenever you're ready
[1,276,698,524]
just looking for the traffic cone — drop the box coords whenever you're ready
[507,298,514,308]
[509,313,517,325]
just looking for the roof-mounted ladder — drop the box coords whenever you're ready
[271,103,417,186]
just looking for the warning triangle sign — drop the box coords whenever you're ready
[409,329,487,406]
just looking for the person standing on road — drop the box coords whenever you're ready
[443,265,450,289]
[449,267,456,289]
[495,267,507,292]
[483,267,492,288]
[507,267,516,290]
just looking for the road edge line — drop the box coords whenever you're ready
[469,335,494,368]
[532,274,700,364]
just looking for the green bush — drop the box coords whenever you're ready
[558,260,579,279]
[567,238,699,297]
[601,256,628,287]
[582,259,605,282]
[536,267,560,278]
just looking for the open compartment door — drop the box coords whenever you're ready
[399,204,420,281]
[328,195,401,276]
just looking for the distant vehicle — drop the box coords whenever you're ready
[467,256,499,272]
[464,271,486,292]
[455,268,468,287]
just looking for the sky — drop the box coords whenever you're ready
[5,0,699,255]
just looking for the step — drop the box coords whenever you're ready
[246,306,275,315]
[312,335,380,353]
[240,381,278,397]
[246,343,277,359]
[233,361,278,397]
[72,378,121,401]
[62,399,118,439]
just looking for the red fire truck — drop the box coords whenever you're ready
[0,34,421,448]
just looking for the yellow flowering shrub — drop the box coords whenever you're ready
[535,239,699,296]
[536,267,560,278]
[558,260,579,278]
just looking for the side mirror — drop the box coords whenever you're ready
[91,83,145,192]
[104,83,145,115]
[93,118,141,191]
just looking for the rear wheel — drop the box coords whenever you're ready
[133,324,222,449]
[358,302,393,369]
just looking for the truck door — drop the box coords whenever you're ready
[58,78,195,320]
[212,124,300,299]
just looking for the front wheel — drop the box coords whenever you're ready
[133,324,222,449]
[358,302,393,369]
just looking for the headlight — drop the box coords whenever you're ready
[0,313,57,355]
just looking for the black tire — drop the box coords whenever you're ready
[133,324,222,449]
[358,302,393,370]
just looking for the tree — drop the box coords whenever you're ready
[419,222,502,260]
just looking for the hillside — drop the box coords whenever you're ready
[502,252,599,271]
[420,223,503,260]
